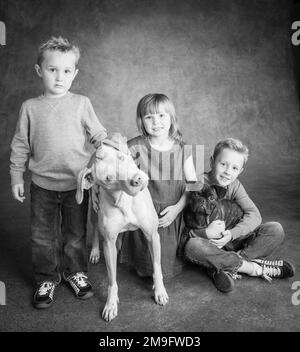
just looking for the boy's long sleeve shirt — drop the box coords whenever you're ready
[195,172,262,240]
[10,92,107,191]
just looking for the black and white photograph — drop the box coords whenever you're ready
[0,0,300,337]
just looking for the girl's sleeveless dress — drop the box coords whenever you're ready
[119,135,191,279]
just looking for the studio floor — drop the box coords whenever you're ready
[0,157,300,332]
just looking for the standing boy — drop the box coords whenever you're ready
[10,36,107,308]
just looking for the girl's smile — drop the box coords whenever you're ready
[142,111,171,138]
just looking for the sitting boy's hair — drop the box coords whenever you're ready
[37,36,80,66]
[213,138,249,165]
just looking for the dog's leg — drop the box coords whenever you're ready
[142,229,169,306]
[90,228,100,264]
[102,235,119,322]
[89,195,101,264]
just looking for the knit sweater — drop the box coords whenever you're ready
[10,92,107,191]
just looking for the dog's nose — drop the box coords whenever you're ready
[130,174,143,187]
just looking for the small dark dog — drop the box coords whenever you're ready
[184,184,244,234]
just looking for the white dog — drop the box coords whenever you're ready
[76,134,168,321]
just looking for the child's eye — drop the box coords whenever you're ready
[65,70,71,74]
[49,68,56,72]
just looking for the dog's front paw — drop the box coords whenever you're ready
[89,247,100,264]
[102,287,119,322]
[153,285,169,306]
[102,300,119,322]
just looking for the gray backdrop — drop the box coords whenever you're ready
[1,0,300,333]
[1,0,299,171]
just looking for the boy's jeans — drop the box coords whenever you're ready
[30,182,89,284]
[184,222,285,273]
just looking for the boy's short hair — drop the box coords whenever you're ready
[37,36,80,67]
[212,138,249,165]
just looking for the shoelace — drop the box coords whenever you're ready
[257,259,283,266]
[227,272,242,280]
[261,265,281,283]
[71,273,88,288]
[38,281,54,295]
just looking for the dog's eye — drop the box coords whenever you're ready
[208,195,214,201]
[118,154,125,161]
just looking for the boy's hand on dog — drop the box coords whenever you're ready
[209,230,232,248]
[205,220,225,239]
[12,183,26,203]
[159,205,180,228]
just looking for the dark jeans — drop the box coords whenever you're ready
[184,222,285,273]
[30,182,89,284]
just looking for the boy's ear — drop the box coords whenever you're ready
[35,64,42,77]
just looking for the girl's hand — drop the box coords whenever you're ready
[209,230,232,248]
[11,183,26,203]
[205,220,225,239]
[158,205,180,228]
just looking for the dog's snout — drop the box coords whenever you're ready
[130,174,143,187]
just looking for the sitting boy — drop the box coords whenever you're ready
[182,138,295,292]
[10,36,107,308]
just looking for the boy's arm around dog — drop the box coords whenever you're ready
[82,97,107,148]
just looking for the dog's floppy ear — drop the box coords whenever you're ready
[76,167,94,204]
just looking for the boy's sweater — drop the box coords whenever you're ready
[10,92,107,191]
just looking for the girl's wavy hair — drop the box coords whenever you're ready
[212,138,249,166]
[37,36,80,66]
[136,93,184,146]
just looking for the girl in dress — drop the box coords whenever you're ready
[120,93,197,279]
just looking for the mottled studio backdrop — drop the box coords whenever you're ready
[1,0,300,333]
[0,0,299,170]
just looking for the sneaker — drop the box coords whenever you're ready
[33,281,57,309]
[63,272,94,299]
[207,269,241,293]
[251,259,295,282]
